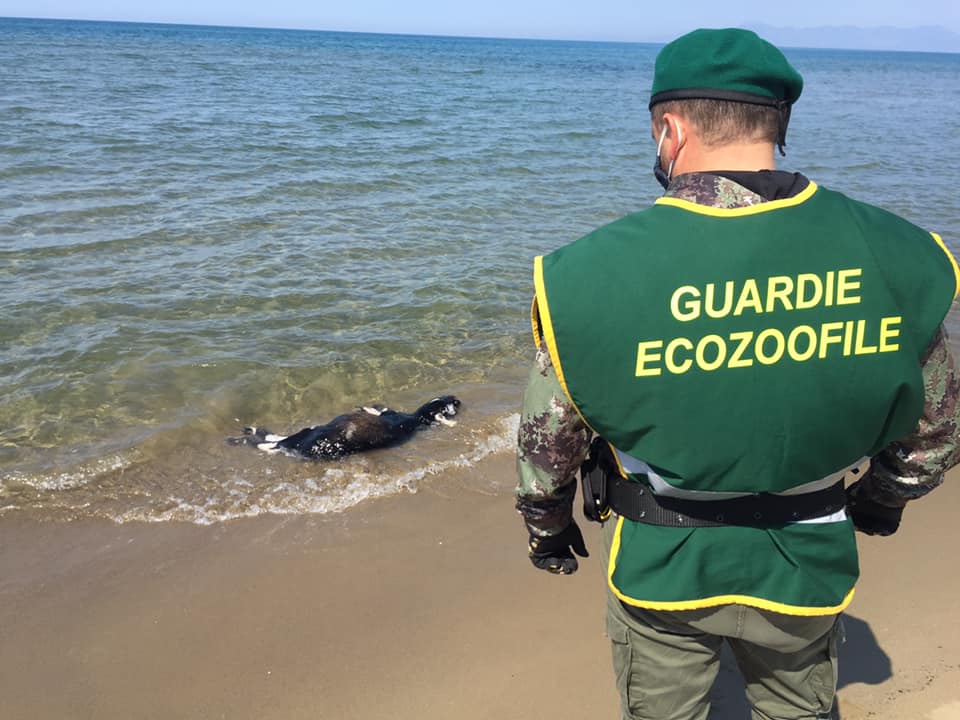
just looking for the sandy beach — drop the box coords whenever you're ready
[1,455,959,720]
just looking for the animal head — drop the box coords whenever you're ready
[416,396,461,427]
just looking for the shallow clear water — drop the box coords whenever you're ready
[2,18,958,522]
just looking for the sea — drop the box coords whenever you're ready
[2,17,959,524]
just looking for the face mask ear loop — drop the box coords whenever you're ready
[653,124,671,189]
[666,121,681,179]
[656,125,668,157]
[656,124,679,180]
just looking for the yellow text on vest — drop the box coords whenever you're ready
[636,268,902,376]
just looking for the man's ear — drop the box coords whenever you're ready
[660,111,688,150]
[658,111,688,160]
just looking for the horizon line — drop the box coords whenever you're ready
[2,15,959,54]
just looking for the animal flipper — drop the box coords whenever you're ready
[227,426,271,447]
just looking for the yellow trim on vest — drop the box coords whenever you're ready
[533,256,571,395]
[606,515,856,617]
[654,181,819,217]
[533,256,598,433]
[609,442,631,480]
[931,233,960,299]
[530,296,543,349]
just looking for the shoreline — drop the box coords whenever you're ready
[0,381,524,526]
[1,456,959,719]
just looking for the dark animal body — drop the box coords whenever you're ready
[228,396,461,459]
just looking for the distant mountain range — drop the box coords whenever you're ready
[743,23,960,53]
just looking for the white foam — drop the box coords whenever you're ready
[108,413,522,526]
[1,453,133,492]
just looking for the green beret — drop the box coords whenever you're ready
[649,28,803,110]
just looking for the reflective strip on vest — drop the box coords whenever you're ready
[613,447,861,524]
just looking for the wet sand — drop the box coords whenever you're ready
[1,456,958,719]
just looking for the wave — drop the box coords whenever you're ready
[0,413,521,525]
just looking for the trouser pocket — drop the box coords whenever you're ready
[810,617,845,716]
[606,610,640,719]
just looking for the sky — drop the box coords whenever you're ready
[3,0,959,41]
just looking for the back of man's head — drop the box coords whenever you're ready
[651,98,780,149]
[649,28,803,154]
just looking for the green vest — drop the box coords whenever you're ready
[534,181,958,614]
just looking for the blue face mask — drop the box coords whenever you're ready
[653,123,680,190]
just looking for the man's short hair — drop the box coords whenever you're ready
[651,99,780,148]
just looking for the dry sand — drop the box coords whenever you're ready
[1,455,958,720]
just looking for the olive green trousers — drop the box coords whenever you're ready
[602,521,843,720]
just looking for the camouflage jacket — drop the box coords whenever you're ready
[516,172,960,537]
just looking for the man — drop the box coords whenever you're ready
[516,28,960,720]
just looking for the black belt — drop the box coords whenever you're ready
[606,474,846,528]
[579,437,847,528]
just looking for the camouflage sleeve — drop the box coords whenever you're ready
[863,325,960,507]
[515,344,592,537]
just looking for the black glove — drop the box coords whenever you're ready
[528,521,589,574]
[845,479,904,536]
